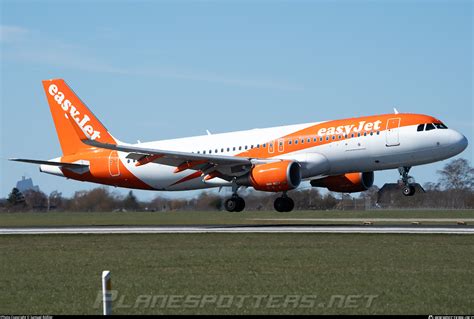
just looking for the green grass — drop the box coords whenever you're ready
[0,210,473,227]
[0,234,472,314]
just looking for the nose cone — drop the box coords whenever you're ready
[451,130,468,154]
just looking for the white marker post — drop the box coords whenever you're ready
[102,271,112,315]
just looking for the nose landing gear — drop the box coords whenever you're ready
[398,166,416,196]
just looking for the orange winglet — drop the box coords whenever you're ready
[174,160,207,173]
[135,154,164,167]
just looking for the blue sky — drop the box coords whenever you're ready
[1,0,472,200]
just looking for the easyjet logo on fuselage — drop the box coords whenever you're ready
[48,84,101,140]
[317,120,383,137]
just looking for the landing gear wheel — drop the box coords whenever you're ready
[235,197,245,212]
[402,185,416,196]
[225,196,245,212]
[398,166,416,197]
[225,198,237,212]
[274,196,295,212]
[285,197,294,212]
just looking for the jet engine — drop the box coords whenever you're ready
[237,160,301,192]
[310,172,374,193]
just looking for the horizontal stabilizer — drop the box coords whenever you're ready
[9,158,89,168]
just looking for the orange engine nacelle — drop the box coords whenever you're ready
[310,172,374,193]
[237,160,301,192]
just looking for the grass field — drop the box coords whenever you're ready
[0,233,473,315]
[1,209,473,227]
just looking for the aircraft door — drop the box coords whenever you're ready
[278,138,285,153]
[386,118,401,147]
[108,151,121,177]
[268,141,275,154]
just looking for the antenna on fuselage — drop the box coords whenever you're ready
[206,130,212,135]
[393,107,399,114]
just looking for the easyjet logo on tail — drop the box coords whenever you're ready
[48,84,101,140]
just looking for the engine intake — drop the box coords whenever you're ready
[310,172,374,193]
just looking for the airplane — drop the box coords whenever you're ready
[11,79,468,212]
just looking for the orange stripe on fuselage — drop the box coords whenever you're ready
[237,113,439,159]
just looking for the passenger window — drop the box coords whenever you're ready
[313,137,317,142]
[233,147,236,151]
[417,124,425,132]
[326,136,329,141]
[301,139,304,144]
[263,144,266,147]
[289,140,292,145]
[245,146,248,150]
[295,140,298,144]
[203,151,206,154]
[221,148,224,152]
[332,136,335,140]
[425,123,436,131]
[239,146,242,150]
[320,137,323,142]
[307,138,311,143]
[257,144,260,148]
[227,148,230,152]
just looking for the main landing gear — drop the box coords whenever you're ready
[224,183,245,212]
[224,185,295,212]
[224,194,245,212]
[274,193,295,212]
[398,166,416,196]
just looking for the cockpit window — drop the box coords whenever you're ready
[434,123,448,129]
[417,124,425,132]
[425,123,436,131]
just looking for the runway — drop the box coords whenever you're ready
[1,224,473,235]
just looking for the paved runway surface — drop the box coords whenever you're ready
[1,225,473,234]
[250,218,474,223]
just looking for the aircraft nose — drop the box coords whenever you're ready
[451,130,468,153]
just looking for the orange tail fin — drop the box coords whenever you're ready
[42,79,117,155]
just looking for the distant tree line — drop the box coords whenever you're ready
[1,158,473,212]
